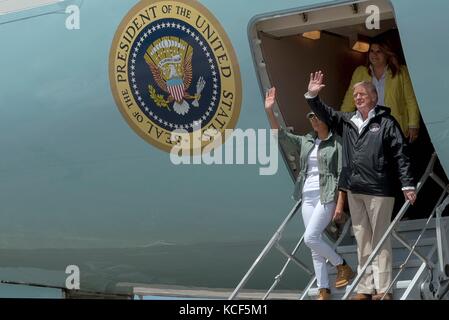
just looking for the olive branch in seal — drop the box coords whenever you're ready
[148,85,171,111]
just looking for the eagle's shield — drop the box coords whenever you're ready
[167,77,185,102]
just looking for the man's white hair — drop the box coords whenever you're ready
[353,81,378,105]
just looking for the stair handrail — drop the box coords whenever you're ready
[229,200,302,300]
[381,189,449,299]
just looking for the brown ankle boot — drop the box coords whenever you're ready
[317,288,331,300]
[350,293,372,300]
[372,292,393,300]
[335,263,355,288]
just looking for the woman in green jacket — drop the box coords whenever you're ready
[341,41,420,143]
[265,87,354,300]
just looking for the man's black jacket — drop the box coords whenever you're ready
[306,95,414,197]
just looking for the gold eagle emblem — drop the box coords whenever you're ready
[144,36,205,115]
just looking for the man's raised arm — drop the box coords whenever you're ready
[305,71,345,133]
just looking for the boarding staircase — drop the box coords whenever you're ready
[229,153,449,300]
[305,218,447,300]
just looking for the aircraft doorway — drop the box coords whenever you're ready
[249,0,449,219]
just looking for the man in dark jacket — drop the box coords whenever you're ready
[305,71,417,300]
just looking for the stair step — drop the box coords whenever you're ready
[308,280,412,299]
[395,217,449,232]
[358,217,448,232]
[348,217,449,238]
[326,259,423,276]
[336,237,436,254]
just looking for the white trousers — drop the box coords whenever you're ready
[302,190,343,289]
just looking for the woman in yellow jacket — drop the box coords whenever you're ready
[341,41,420,142]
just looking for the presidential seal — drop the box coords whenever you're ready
[109,0,241,154]
[369,123,381,133]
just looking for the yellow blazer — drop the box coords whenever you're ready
[341,65,420,135]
